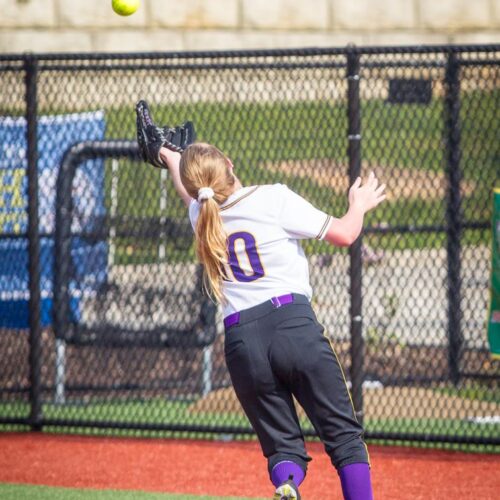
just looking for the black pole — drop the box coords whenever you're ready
[25,54,42,431]
[347,49,364,424]
[53,146,74,346]
[444,50,463,385]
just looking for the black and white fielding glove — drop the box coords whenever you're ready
[136,99,196,168]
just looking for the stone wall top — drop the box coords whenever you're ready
[0,0,499,53]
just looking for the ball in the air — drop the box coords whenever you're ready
[112,0,140,16]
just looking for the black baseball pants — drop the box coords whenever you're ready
[224,293,369,477]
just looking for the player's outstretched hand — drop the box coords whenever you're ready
[348,171,386,213]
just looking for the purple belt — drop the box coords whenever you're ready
[224,293,294,330]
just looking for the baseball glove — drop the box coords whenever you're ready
[136,99,196,168]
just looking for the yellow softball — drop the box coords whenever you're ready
[111,0,140,16]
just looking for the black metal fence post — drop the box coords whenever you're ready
[444,50,464,385]
[347,49,364,423]
[25,54,42,430]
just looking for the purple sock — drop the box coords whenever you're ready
[271,461,305,488]
[339,462,373,500]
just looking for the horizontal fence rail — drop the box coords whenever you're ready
[0,44,499,449]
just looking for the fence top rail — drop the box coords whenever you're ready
[0,43,499,64]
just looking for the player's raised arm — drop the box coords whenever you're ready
[324,171,386,246]
[158,147,192,207]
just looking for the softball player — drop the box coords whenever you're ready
[158,141,385,500]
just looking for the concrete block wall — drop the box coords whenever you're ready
[0,0,499,53]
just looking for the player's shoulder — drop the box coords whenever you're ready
[262,183,302,202]
[255,183,301,203]
[248,183,290,204]
[254,184,309,217]
[256,183,290,196]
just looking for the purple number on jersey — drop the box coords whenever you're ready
[227,231,265,282]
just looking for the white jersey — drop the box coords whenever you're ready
[188,184,331,317]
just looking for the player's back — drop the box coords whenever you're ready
[189,183,330,316]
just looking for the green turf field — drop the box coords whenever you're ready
[0,483,266,500]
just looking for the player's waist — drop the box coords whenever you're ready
[223,293,310,330]
[221,274,313,318]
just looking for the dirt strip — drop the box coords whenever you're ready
[0,433,499,499]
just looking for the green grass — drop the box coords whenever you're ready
[365,417,500,437]
[0,483,266,500]
[1,387,498,447]
[0,398,252,431]
[437,382,500,404]
[8,90,489,265]
[96,90,499,265]
[103,91,499,181]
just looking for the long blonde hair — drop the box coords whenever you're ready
[180,143,236,303]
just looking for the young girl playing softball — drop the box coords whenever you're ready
[158,142,385,500]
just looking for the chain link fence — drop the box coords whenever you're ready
[0,45,498,447]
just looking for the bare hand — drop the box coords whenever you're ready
[348,171,386,213]
[159,146,182,169]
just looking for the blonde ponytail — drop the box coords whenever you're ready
[180,143,236,303]
[194,198,227,302]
